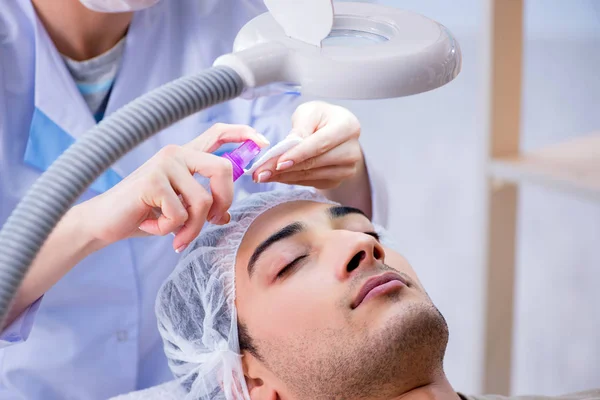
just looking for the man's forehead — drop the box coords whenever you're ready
[242,201,327,248]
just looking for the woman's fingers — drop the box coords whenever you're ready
[252,157,279,183]
[267,165,357,185]
[137,146,236,252]
[166,167,212,251]
[186,123,270,153]
[88,121,265,248]
[274,124,348,170]
[278,141,358,173]
[290,101,326,135]
[138,175,189,237]
[252,141,359,183]
[182,149,235,224]
[276,102,360,169]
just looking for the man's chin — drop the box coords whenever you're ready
[392,299,447,345]
[367,297,448,350]
[339,298,449,397]
[356,290,424,330]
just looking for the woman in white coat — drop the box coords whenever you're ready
[0,0,387,398]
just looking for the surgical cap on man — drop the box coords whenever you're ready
[155,189,339,399]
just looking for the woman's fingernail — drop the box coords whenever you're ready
[170,225,182,237]
[175,244,188,254]
[218,212,231,225]
[209,214,221,224]
[257,170,272,183]
[276,160,294,171]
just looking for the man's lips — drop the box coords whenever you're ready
[351,272,406,309]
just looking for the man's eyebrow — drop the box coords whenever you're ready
[247,222,306,278]
[327,206,368,220]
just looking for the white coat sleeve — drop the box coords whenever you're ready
[0,297,42,349]
[0,37,43,349]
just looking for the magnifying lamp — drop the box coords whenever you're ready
[217,1,461,99]
[0,1,461,326]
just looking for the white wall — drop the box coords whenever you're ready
[328,0,600,395]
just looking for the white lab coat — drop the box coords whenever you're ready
[0,0,387,399]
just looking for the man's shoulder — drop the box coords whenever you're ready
[459,389,600,400]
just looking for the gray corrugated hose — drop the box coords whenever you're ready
[0,66,245,327]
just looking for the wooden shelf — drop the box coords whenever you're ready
[488,132,600,201]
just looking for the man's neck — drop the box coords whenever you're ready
[393,376,461,400]
[32,0,133,61]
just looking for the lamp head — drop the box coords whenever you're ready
[214,1,461,99]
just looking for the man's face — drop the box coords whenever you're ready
[235,201,448,400]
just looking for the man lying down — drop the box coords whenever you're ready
[111,189,600,400]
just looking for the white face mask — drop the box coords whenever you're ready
[79,0,160,13]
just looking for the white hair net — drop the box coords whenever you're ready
[155,188,337,400]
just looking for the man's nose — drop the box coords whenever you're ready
[322,230,386,281]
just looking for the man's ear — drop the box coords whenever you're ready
[242,352,279,400]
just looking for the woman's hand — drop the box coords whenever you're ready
[252,101,372,218]
[4,124,268,329]
[78,123,269,253]
[252,101,363,190]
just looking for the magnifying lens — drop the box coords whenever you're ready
[0,1,461,325]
